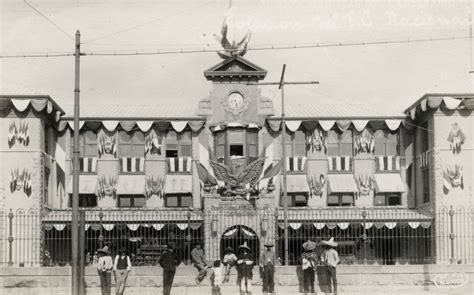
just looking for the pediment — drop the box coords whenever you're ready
[204,56,267,81]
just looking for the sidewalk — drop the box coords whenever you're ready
[1,284,472,295]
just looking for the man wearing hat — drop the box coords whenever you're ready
[237,241,254,295]
[259,242,277,294]
[97,246,113,295]
[321,237,339,295]
[113,248,131,295]
[302,240,318,294]
[159,242,181,295]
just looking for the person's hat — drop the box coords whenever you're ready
[302,240,317,251]
[225,246,234,253]
[238,241,251,252]
[264,243,274,248]
[118,247,127,254]
[322,237,338,248]
[167,242,175,250]
[98,246,110,254]
[194,240,202,246]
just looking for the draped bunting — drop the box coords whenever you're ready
[385,120,402,131]
[103,224,115,231]
[408,222,420,229]
[364,222,373,229]
[11,99,33,112]
[352,120,369,132]
[241,227,256,237]
[336,120,352,131]
[103,121,119,132]
[338,222,350,230]
[127,224,140,231]
[53,224,66,231]
[152,224,165,231]
[318,120,335,131]
[177,224,188,230]
[408,96,465,120]
[189,223,202,230]
[314,223,325,230]
[137,121,153,132]
[289,223,302,230]
[267,120,281,132]
[85,224,90,231]
[223,228,238,236]
[67,121,85,131]
[120,121,136,132]
[188,121,205,132]
[286,121,301,132]
[171,121,187,132]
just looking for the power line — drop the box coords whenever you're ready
[81,35,470,57]
[82,1,215,45]
[23,0,74,41]
[0,34,469,59]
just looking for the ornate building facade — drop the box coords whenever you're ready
[0,56,473,267]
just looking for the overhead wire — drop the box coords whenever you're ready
[1,35,469,59]
[23,0,74,41]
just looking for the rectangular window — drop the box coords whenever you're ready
[327,193,354,207]
[74,131,98,158]
[68,194,97,208]
[284,193,308,207]
[118,195,146,208]
[165,193,193,208]
[247,129,258,163]
[327,130,353,156]
[421,122,429,152]
[118,131,145,158]
[374,193,401,206]
[374,130,399,156]
[284,130,307,157]
[166,131,192,158]
[422,169,430,203]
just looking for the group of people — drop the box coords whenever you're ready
[302,237,340,295]
[95,246,132,295]
[94,237,339,295]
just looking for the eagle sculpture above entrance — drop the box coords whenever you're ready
[216,17,251,59]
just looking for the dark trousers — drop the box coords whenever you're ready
[163,270,176,295]
[262,264,275,293]
[325,266,337,292]
[98,271,112,295]
[303,268,315,293]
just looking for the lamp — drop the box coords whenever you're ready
[211,219,218,238]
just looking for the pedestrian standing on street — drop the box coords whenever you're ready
[159,242,181,295]
[97,246,114,295]
[237,241,254,295]
[321,238,339,295]
[223,246,238,283]
[259,243,277,294]
[113,248,131,295]
[209,260,224,295]
[301,240,318,294]
[191,241,208,284]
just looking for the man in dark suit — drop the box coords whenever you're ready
[159,243,181,295]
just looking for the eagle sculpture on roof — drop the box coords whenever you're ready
[216,17,252,59]
[209,157,265,196]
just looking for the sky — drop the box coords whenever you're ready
[1,0,473,115]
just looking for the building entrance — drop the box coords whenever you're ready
[221,225,260,262]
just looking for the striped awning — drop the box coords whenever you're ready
[374,173,406,193]
[327,174,358,194]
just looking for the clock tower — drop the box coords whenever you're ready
[197,56,274,127]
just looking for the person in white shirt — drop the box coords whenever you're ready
[113,248,131,295]
[97,246,114,295]
[321,238,340,295]
[210,260,224,295]
[222,247,237,283]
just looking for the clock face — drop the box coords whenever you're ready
[228,92,244,109]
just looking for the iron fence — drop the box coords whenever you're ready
[0,206,473,267]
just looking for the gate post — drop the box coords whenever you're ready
[361,208,367,264]
[7,209,14,266]
[449,206,455,264]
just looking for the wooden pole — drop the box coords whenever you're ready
[71,30,81,295]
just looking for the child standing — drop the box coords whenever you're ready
[222,247,237,283]
[210,260,224,295]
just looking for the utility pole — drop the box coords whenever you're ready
[248,65,318,265]
[71,30,81,295]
